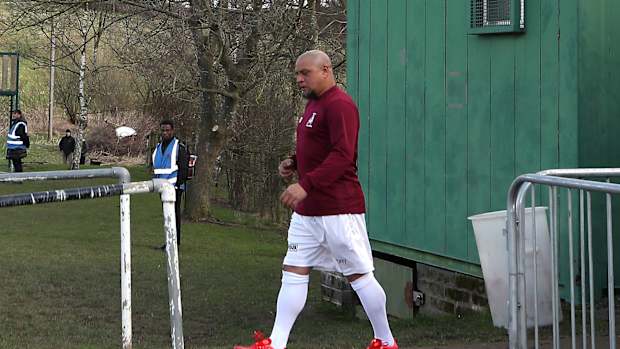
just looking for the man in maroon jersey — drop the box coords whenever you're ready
[234,50,397,349]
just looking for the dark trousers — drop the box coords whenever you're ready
[175,189,183,246]
[10,158,23,172]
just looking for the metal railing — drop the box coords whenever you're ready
[0,168,184,349]
[508,168,620,349]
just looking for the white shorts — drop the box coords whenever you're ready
[282,212,374,276]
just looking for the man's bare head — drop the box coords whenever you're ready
[295,50,336,99]
[296,50,332,69]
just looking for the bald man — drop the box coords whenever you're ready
[234,50,397,349]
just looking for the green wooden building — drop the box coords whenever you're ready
[346,0,620,298]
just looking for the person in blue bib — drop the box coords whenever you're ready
[152,120,189,249]
[6,109,30,172]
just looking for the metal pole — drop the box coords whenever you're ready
[532,186,540,349]
[14,54,19,110]
[0,167,131,183]
[607,190,616,349]
[0,183,125,207]
[0,167,133,347]
[120,193,131,349]
[159,183,184,349]
[7,96,13,173]
[549,187,559,349]
[568,190,576,349]
[48,18,55,141]
[518,199,527,346]
[580,190,587,349]
[508,187,520,349]
[126,179,185,348]
[553,187,560,349]
[515,175,620,195]
[7,100,12,172]
[507,173,620,349]
[0,178,184,348]
[588,192,596,349]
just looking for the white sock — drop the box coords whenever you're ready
[350,273,395,346]
[269,271,309,349]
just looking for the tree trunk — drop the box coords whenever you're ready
[186,22,218,219]
[184,8,242,220]
[72,40,88,170]
[186,128,225,220]
[231,168,244,210]
[309,0,320,47]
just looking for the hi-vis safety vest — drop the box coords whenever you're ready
[6,121,27,150]
[152,138,179,185]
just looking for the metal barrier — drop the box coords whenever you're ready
[508,169,620,349]
[0,168,184,349]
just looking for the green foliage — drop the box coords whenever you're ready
[17,59,49,111]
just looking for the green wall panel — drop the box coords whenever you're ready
[346,0,620,301]
[445,0,469,261]
[540,0,560,172]
[404,0,426,248]
[514,0,542,177]
[385,0,407,246]
[348,0,590,275]
[423,0,447,253]
[367,0,388,241]
[346,0,359,104]
[466,34,491,265]
[356,0,370,222]
[577,0,620,293]
[489,39,516,210]
[558,0,580,299]
[577,0,605,295]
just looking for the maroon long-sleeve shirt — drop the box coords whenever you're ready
[294,86,366,216]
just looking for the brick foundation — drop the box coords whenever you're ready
[416,263,489,315]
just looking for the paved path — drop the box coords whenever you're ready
[410,336,620,349]
[411,343,507,349]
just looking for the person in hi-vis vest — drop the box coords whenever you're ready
[152,120,189,249]
[6,109,30,172]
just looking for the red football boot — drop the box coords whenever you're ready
[367,338,399,349]
[234,331,276,349]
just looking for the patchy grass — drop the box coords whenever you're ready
[0,141,509,348]
[0,134,65,171]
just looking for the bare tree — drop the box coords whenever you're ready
[72,8,106,168]
[106,0,329,220]
[1,1,116,168]
[1,0,347,221]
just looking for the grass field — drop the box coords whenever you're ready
[0,142,508,349]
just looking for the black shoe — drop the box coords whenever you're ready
[155,243,180,251]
